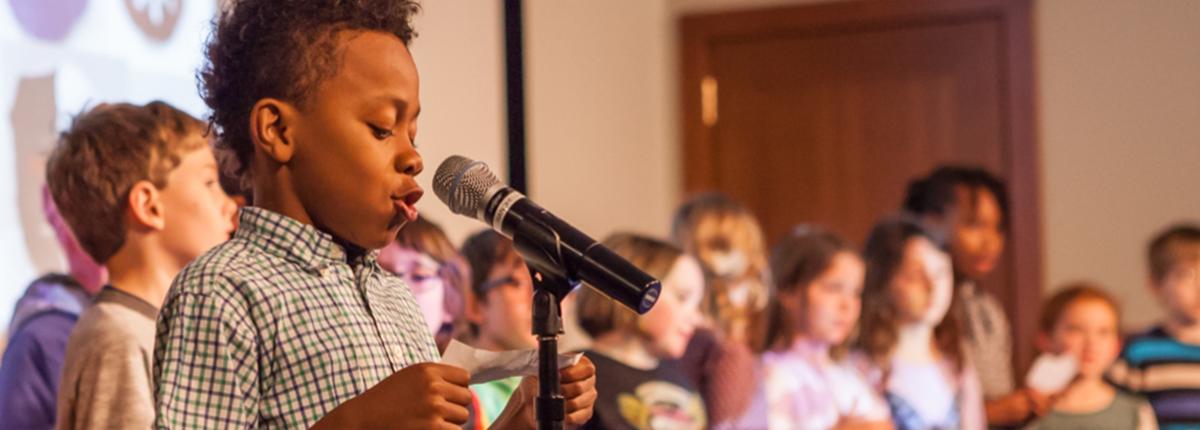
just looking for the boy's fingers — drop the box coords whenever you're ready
[437,381,475,407]
[431,363,471,386]
[564,389,596,426]
[560,377,595,399]
[560,356,596,383]
[563,385,597,413]
[437,400,471,425]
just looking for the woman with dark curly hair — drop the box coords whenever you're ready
[151,1,597,428]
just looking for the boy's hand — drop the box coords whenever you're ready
[833,416,895,430]
[985,388,1051,426]
[561,356,598,426]
[312,363,472,430]
[1024,388,1054,416]
[492,356,598,429]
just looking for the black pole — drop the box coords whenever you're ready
[503,0,527,194]
[529,270,568,430]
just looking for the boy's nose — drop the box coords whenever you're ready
[397,150,423,176]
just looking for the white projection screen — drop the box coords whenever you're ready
[0,0,219,334]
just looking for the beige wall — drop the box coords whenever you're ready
[1037,0,1200,329]
[524,0,679,240]
[409,2,507,245]
[522,0,1200,329]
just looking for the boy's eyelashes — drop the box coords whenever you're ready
[368,123,394,140]
[367,123,419,149]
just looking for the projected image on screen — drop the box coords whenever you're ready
[0,0,218,334]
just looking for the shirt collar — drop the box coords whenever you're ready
[96,285,159,320]
[235,206,380,273]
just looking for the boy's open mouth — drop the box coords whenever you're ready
[391,187,424,225]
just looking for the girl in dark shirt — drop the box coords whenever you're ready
[575,233,707,430]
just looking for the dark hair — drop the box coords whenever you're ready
[902,165,1010,230]
[46,101,206,263]
[460,229,519,301]
[1039,282,1120,334]
[1147,223,1200,285]
[200,0,421,184]
[214,145,251,203]
[855,216,964,371]
[758,225,857,354]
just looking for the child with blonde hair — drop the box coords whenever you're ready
[671,193,768,424]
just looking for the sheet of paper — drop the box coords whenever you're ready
[1025,352,1078,393]
[440,340,583,385]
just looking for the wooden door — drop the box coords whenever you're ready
[681,0,1041,375]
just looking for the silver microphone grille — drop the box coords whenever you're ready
[433,155,503,219]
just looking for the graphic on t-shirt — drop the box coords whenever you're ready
[616,381,706,430]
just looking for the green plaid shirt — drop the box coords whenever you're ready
[153,207,440,429]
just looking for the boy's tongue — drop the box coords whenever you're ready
[397,200,419,222]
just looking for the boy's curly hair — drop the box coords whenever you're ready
[200,0,421,183]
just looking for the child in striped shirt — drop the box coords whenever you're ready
[1109,224,1200,429]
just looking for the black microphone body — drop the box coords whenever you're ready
[435,156,661,314]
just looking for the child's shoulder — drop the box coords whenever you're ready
[1112,390,1149,408]
[1126,325,1172,342]
[68,300,154,357]
[1120,325,1200,363]
[169,236,279,298]
[1122,325,1181,350]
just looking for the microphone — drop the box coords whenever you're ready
[433,155,661,314]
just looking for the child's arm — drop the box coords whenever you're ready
[1137,400,1159,430]
[0,317,71,429]
[833,417,895,430]
[62,339,155,429]
[960,362,988,430]
[153,289,261,429]
[985,389,1049,425]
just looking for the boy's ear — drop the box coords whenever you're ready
[250,98,299,164]
[127,180,165,231]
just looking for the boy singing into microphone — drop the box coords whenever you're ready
[152,1,596,428]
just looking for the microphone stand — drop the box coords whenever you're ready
[512,224,579,430]
[528,267,574,430]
